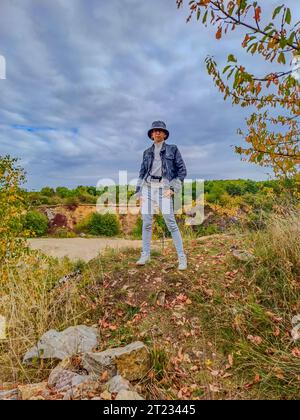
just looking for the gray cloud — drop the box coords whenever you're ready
[1,0,296,190]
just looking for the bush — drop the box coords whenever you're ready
[131,216,143,239]
[52,227,76,238]
[0,155,28,264]
[225,182,243,196]
[65,196,80,208]
[153,214,172,238]
[22,210,49,237]
[77,212,120,237]
[40,187,55,197]
[194,223,220,237]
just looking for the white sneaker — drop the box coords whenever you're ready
[136,253,151,265]
[178,254,187,270]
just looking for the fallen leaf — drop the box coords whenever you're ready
[247,335,263,345]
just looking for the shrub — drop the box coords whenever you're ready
[153,214,172,239]
[52,227,76,238]
[225,182,243,196]
[22,210,49,237]
[80,212,120,236]
[40,187,55,197]
[65,196,80,208]
[131,216,143,239]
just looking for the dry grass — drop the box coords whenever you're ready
[1,208,300,399]
[0,250,104,384]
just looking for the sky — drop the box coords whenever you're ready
[0,0,298,191]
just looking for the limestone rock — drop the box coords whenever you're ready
[48,368,89,392]
[82,341,150,381]
[0,389,21,400]
[23,325,99,363]
[18,382,49,400]
[105,375,132,393]
[231,248,255,262]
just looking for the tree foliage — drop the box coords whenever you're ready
[177,0,300,176]
[0,155,28,264]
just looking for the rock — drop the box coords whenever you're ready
[48,368,89,392]
[57,270,81,287]
[29,395,45,400]
[0,389,21,400]
[116,390,144,400]
[100,390,112,400]
[81,353,117,379]
[156,290,166,306]
[231,248,255,262]
[71,379,103,400]
[23,325,99,363]
[82,341,150,381]
[18,382,49,400]
[105,375,132,393]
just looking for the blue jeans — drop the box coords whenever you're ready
[140,184,185,258]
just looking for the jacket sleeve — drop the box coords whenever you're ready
[134,151,147,195]
[174,147,187,181]
[169,147,187,193]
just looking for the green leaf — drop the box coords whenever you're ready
[197,8,200,21]
[279,37,288,49]
[285,8,292,25]
[222,65,231,74]
[277,52,286,64]
[227,68,235,80]
[287,31,295,45]
[250,43,258,55]
[257,153,264,162]
[228,54,237,63]
[272,5,284,20]
[202,9,208,24]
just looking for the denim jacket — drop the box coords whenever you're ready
[135,142,187,196]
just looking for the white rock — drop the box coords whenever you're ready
[105,375,132,393]
[23,325,99,363]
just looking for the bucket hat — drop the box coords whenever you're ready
[148,120,169,140]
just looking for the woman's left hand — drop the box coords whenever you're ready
[163,188,174,198]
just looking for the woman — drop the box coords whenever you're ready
[134,121,187,270]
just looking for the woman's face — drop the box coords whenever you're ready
[151,129,166,142]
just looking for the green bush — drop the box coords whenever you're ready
[131,216,143,239]
[65,196,80,207]
[52,227,76,238]
[153,214,171,238]
[40,187,55,197]
[22,210,49,237]
[79,212,120,236]
[194,223,220,237]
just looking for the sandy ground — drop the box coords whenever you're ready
[27,237,165,262]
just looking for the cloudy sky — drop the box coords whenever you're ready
[0,0,297,190]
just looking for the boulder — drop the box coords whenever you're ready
[105,375,132,393]
[0,389,21,400]
[23,325,99,363]
[231,248,255,262]
[18,382,49,400]
[82,341,150,381]
[48,368,90,392]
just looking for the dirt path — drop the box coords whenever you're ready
[27,237,165,262]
